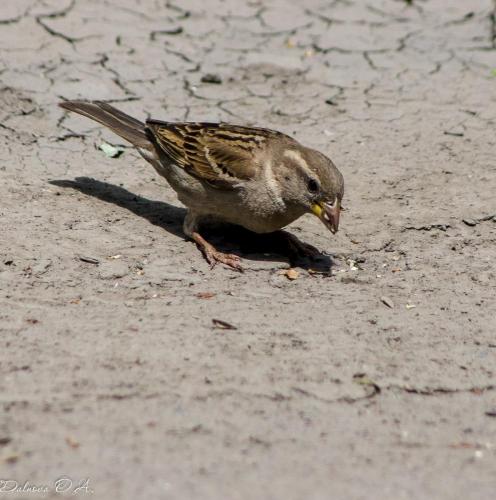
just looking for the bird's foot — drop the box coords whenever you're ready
[205,249,243,271]
[279,231,321,261]
[192,232,243,272]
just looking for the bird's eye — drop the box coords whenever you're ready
[307,179,319,194]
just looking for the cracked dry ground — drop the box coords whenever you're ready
[1,0,496,499]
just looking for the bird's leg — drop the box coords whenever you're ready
[183,211,243,271]
[275,230,321,261]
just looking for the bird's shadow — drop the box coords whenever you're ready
[49,177,334,272]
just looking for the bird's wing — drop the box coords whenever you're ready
[146,121,284,188]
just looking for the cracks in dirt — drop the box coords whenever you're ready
[323,83,345,101]
[190,382,380,406]
[303,380,496,404]
[366,4,418,22]
[313,29,420,76]
[4,382,495,409]
[34,0,102,47]
[443,11,476,27]
[0,123,16,134]
[98,54,136,97]
[216,102,244,120]
[272,103,318,120]
[165,1,191,20]
[396,29,421,52]
[490,1,496,49]
[258,380,496,406]
[312,44,354,56]
[149,27,184,41]
[55,132,86,142]
[403,223,450,232]
[0,13,26,25]
[55,112,91,143]
[361,67,378,109]
[363,51,378,72]
[0,86,37,116]
[291,382,380,405]
[456,4,496,52]
[219,7,267,38]
[306,9,384,28]
[160,45,200,73]
[428,50,455,75]
[183,78,208,101]
[361,239,394,254]
[103,1,158,22]
[0,87,39,145]
[393,384,496,396]
[35,0,78,46]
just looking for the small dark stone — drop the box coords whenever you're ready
[485,409,496,417]
[201,73,222,84]
[79,256,99,265]
[462,218,477,227]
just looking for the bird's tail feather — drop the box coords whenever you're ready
[59,100,152,150]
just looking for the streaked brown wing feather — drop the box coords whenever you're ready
[146,121,283,188]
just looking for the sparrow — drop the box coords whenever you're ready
[59,101,344,271]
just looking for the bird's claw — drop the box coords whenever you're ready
[205,250,243,272]
[191,231,243,272]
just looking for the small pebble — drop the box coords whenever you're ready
[380,296,395,308]
[201,73,222,84]
[284,268,299,280]
[79,256,99,265]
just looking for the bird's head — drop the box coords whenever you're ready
[279,147,344,234]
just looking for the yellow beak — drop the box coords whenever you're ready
[312,200,341,234]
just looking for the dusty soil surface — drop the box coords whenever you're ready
[1,1,496,498]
